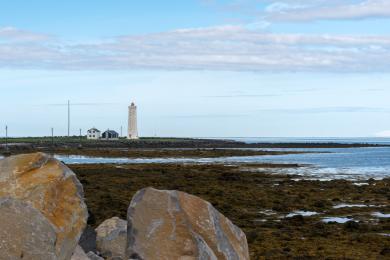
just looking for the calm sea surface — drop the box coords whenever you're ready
[222,137,390,145]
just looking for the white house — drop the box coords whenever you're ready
[87,128,101,140]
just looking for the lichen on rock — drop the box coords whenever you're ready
[0,153,88,260]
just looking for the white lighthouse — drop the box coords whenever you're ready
[128,102,139,139]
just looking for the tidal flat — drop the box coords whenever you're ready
[71,163,390,259]
[53,147,306,158]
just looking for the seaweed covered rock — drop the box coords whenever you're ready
[95,217,127,259]
[0,197,58,259]
[126,187,249,260]
[0,153,88,260]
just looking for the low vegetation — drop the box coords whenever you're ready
[71,163,390,259]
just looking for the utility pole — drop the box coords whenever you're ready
[51,128,54,148]
[67,100,70,137]
[78,128,83,149]
[120,126,123,137]
[5,125,8,151]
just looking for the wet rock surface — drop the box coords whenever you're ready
[95,217,127,260]
[0,153,88,260]
[126,187,249,260]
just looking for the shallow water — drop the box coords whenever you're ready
[241,147,390,180]
[12,146,383,180]
[333,204,370,209]
[322,217,356,223]
[1,138,390,181]
[286,211,319,218]
[372,212,390,218]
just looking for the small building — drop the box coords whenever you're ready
[102,130,119,140]
[87,128,101,140]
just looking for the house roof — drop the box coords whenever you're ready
[103,130,119,135]
[88,128,100,132]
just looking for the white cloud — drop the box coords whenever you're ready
[265,2,306,13]
[265,0,390,21]
[0,27,51,42]
[257,106,389,114]
[1,26,390,72]
[375,130,390,137]
[205,0,390,21]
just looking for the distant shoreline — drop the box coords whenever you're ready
[0,136,388,151]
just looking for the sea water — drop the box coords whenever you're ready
[46,145,390,180]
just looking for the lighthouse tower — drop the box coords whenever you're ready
[128,102,139,139]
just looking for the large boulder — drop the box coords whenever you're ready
[0,153,88,260]
[95,217,127,259]
[126,187,249,260]
[0,197,58,259]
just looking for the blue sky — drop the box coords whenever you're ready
[1,0,390,137]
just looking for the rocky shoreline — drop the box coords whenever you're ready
[0,153,250,259]
[72,163,390,259]
[0,152,389,259]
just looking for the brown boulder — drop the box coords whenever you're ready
[126,187,249,260]
[0,153,88,260]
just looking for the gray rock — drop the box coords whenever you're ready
[126,187,249,260]
[87,251,104,260]
[71,245,89,260]
[79,225,97,253]
[0,197,57,260]
[95,217,127,259]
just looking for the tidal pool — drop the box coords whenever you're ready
[286,211,319,218]
[322,217,356,223]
